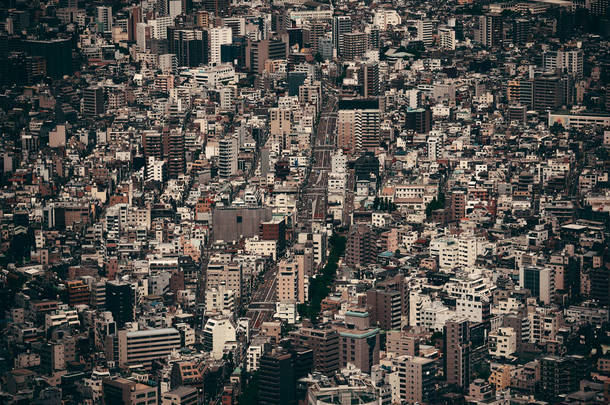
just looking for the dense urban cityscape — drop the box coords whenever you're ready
[0,0,609,404]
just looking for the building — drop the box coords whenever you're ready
[341,32,367,60]
[332,16,352,55]
[112,328,181,368]
[83,86,105,117]
[475,14,502,47]
[291,326,340,376]
[167,130,185,178]
[394,355,437,404]
[336,323,380,373]
[337,99,380,154]
[520,266,555,304]
[258,350,297,405]
[246,38,288,74]
[202,317,236,360]
[219,134,239,178]
[416,19,434,47]
[358,62,379,98]
[162,386,198,405]
[210,27,232,64]
[66,279,90,306]
[548,111,610,129]
[105,281,135,328]
[444,318,470,389]
[96,6,112,33]
[488,327,517,359]
[439,27,456,50]
[405,108,432,134]
[345,224,377,267]
[366,289,402,330]
[102,377,158,405]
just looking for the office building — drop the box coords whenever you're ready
[105,281,135,328]
[108,328,181,368]
[83,86,105,117]
[336,323,380,373]
[258,350,296,405]
[66,280,90,306]
[167,130,185,178]
[405,108,432,134]
[358,62,380,98]
[449,189,466,222]
[202,0,229,16]
[246,38,288,74]
[520,266,555,304]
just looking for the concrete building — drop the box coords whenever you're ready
[202,317,236,360]
[111,328,181,368]
[394,355,437,404]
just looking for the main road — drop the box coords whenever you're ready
[246,82,338,329]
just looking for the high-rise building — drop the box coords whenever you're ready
[258,350,296,405]
[202,0,230,17]
[336,320,380,373]
[416,19,434,47]
[512,19,530,45]
[210,27,232,65]
[246,38,288,74]
[395,355,437,403]
[449,189,466,222]
[83,86,105,117]
[341,32,367,60]
[366,288,402,330]
[167,129,185,178]
[97,6,112,33]
[269,107,291,148]
[475,14,502,47]
[337,98,380,154]
[540,356,583,402]
[67,280,90,306]
[168,28,209,67]
[444,318,470,389]
[219,134,238,178]
[105,281,135,328]
[439,27,456,50]
[102,377,158,405]
[345,224,377,267]
[359,62,379,98]
[533,75,563,112]
[332,16,352,55]
[127,6,142,42]
[520,266,555,304]
[290,326,340,376]
[405,107,432,133]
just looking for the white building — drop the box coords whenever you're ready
[203,317,236,360]
[210,27,232,64]
[489,327,517,359]
[373,10,401,30]
[219,134,239,178]
[438,27,456,50]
